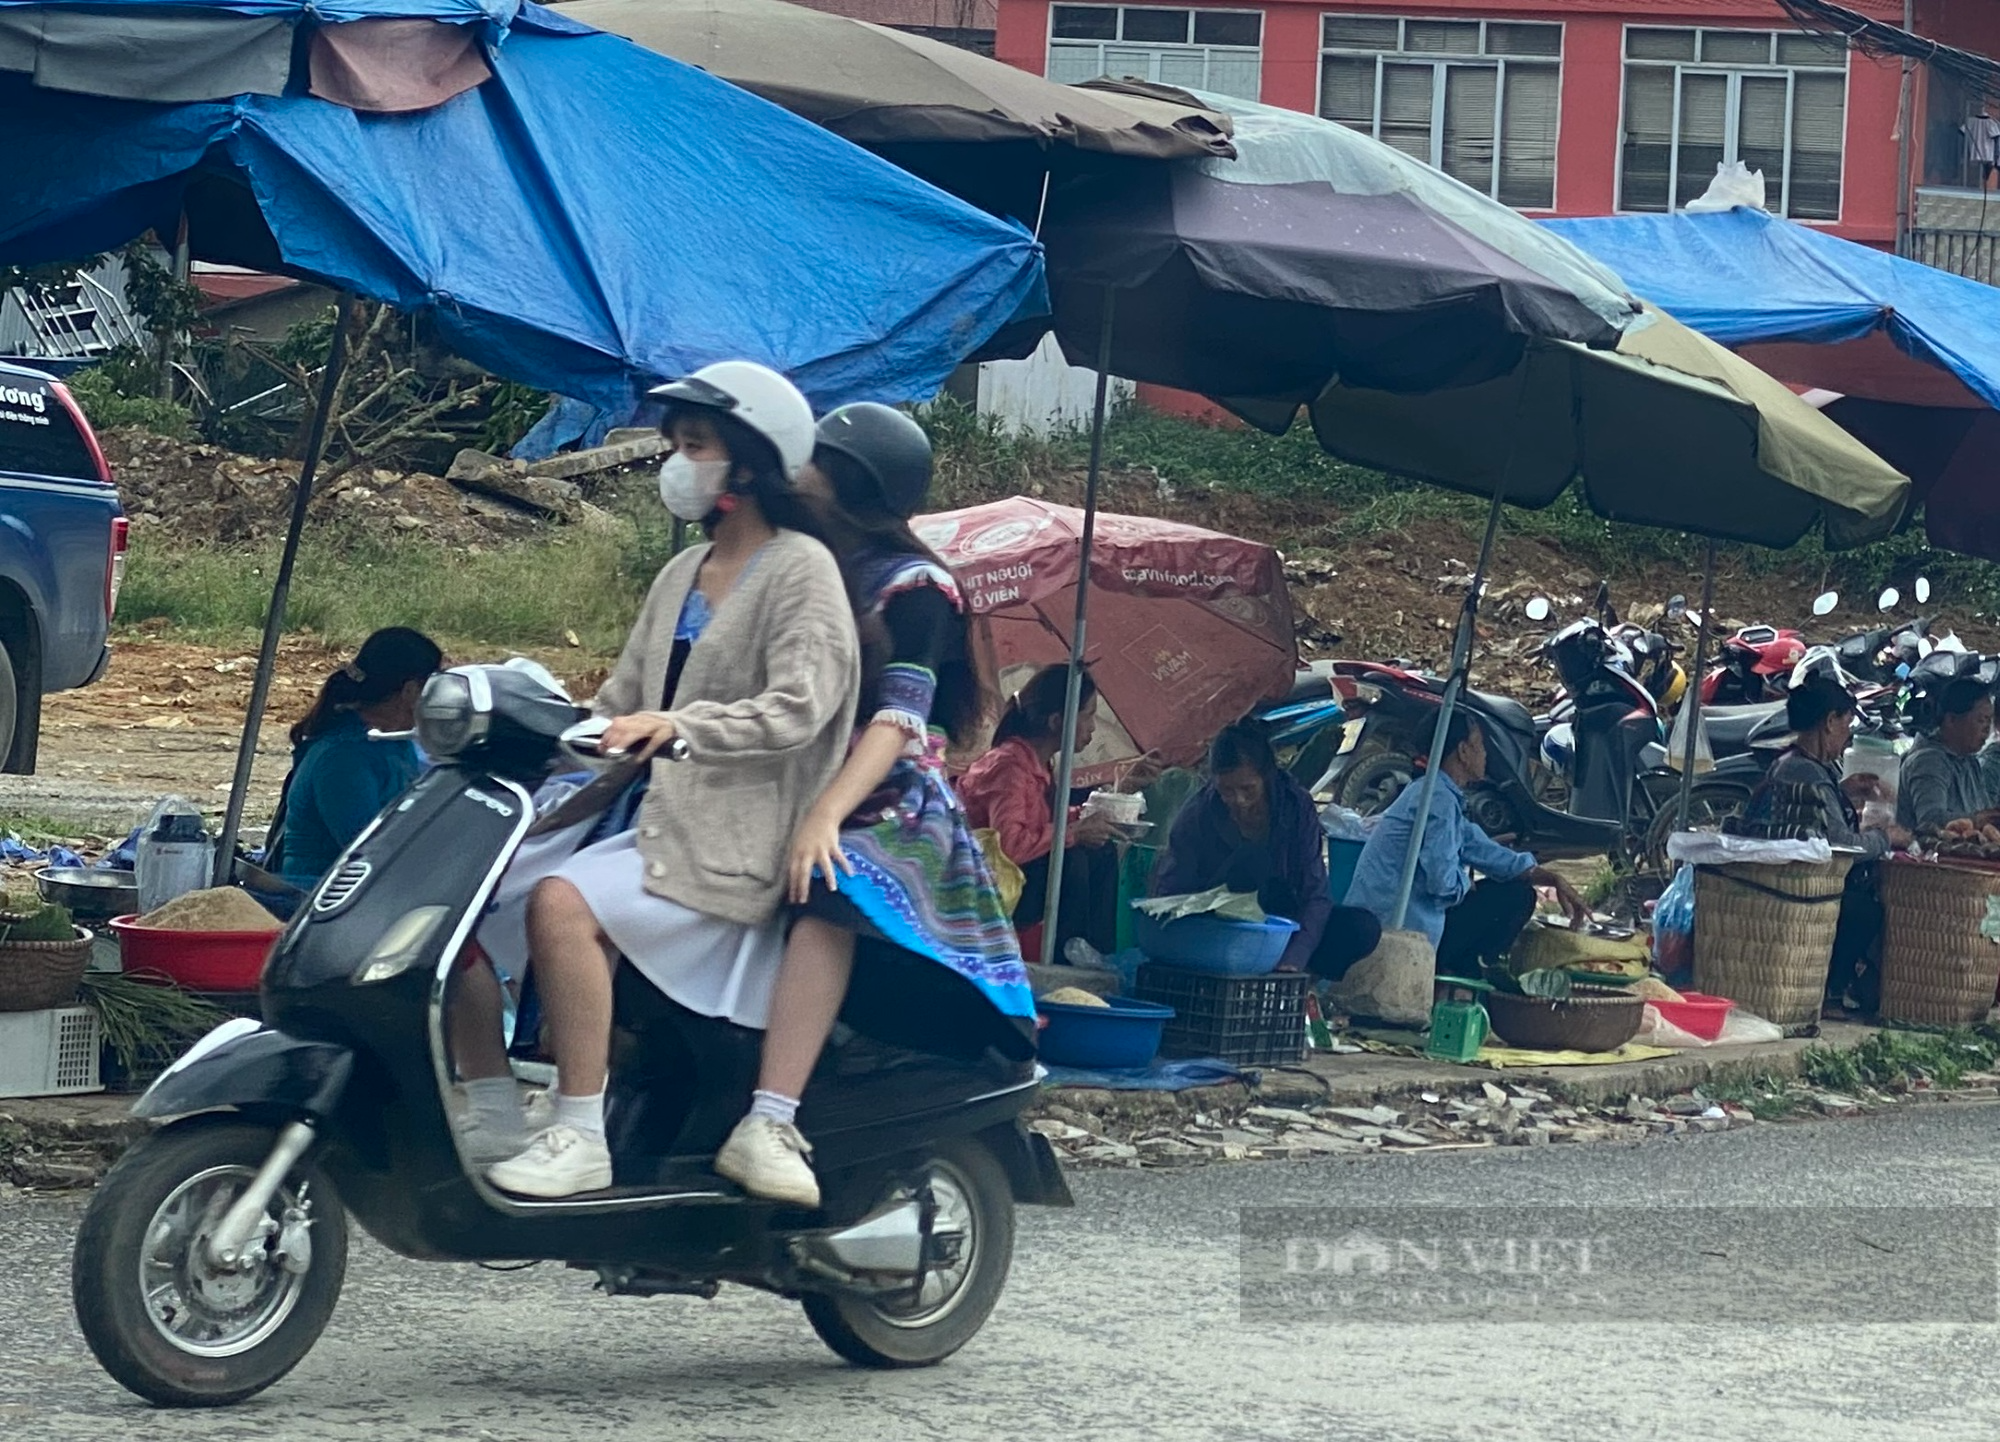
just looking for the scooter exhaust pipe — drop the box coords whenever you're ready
[793,1199,926,1282]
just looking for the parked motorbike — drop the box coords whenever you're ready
[71,660,1069,1407]
[1324,599,1654,860]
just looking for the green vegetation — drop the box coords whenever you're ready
[114,396,2000,654]
[1801,1027,2000,1093]
[65,360,196,441]
[79,971,228,1080]
[0,895,77,942]
[119,523,650,655]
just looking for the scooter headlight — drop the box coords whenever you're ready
[416,672,480,758]
[354,905,452,984]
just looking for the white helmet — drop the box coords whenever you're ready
[649,361,815,481]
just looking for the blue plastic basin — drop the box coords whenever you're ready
[1130,907,1300,976]
[1036,997,1175,1069]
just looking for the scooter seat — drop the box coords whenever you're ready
[1465,687,1536,738]
[1703,700,1789,751]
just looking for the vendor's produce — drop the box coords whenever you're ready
[1634,976,1685,1003]
[1923,819,2000,860]
[132,888,282,933]
[1041,987,1109,1008]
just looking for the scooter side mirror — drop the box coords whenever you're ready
[1812,591,1839,617]
[1876,587,1899,612]
[1916,576,1933,604]
[1524,596,1552,623]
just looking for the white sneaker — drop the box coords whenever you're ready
[456,1090,556,1166]
[486,1124,613,1198]
[714,1116,820,1208]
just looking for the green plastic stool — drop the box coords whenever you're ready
[1427,975,1493,1063]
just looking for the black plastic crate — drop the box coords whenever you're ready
[1132,964,1308,1066]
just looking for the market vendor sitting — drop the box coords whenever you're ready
[1896,677,2000,835]
[959,664,1128,958]
[1738,676,1909,1012]
[1344,711,1587,974]
[1152,720,1382,978]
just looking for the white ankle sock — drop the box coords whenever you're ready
[749,1089,800,1127]
[552,1089,606,1140]
[463,1076,520,1130]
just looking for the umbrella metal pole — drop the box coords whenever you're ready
[1675,538,1719,834]
[1039,294,1116,967]
[212,294,357,885]
[1388,490,1504,933]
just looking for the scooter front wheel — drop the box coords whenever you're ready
[803,1137,1014,1368]
[72,1116,348,1407]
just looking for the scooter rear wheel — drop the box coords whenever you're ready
[803,1137,1014,1368]
[72,1116,348,1407]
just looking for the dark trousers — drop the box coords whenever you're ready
[1436,878,1538,978]
[1304,906,1385,982]
[1016,843,1121,957]
[1827,867,1884,1011]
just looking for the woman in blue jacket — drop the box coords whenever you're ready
[274,627,442,891]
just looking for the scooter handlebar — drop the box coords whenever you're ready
[559,718,690,766]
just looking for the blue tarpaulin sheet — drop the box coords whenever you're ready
[1542,207,2000,412]
[1040,1058,1252,1091]
[0,26,1046,415]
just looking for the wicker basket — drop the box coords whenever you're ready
[1485,988,1643,1053]
[1878,859,2000,1027]
[1692,856,1854,1027]
[0,927,95,1013]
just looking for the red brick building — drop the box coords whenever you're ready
[993,0,2000,249]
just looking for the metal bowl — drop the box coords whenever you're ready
[35,866,141,921]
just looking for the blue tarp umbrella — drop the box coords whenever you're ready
[1544,205,2000,562]
[0,0,1046,870]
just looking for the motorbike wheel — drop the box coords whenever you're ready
[72,1117,348,1407]
[1335,748,1417,815]
[803,1137,1014,1369]
[1638,782,1751,873]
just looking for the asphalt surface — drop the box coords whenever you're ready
[5,1105,2000,1442]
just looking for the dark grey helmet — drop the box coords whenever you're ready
[813,402,932,519]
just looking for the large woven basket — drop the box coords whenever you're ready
[1692,856,1853,1027]
[1878,859,2000,1027]
[0,927,94,1012]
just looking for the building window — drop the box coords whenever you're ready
[1318,16,1562,209]
[1620,27,1848,220]
[1047,6,1263,102]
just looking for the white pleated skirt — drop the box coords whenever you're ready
[477,826,785,1031]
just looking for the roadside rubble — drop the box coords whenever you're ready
[1024,1069,2000,1172]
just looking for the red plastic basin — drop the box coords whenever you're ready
[109,914,280,992]
[1651,991,1735,1042]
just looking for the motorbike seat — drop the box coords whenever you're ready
[1702,700,1788,750]
[1279,670,1336,705]
[1465,687,1537,738]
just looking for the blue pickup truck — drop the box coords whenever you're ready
[0,360,126,772]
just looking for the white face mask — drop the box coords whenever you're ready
[657,453,732,521]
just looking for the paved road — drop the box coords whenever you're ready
[5,1106,1999,1442]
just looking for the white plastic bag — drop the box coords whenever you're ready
[1635,1002,1785,1048]
[1665,703,1714,774]
[1320,804,1370,841]
[1684,161,1768,213]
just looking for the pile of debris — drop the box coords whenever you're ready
[1028,1079,1767,1171]
[99,428,667,550]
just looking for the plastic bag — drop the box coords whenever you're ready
[1665,702,1714,773]
[1684,160,1768,213]
[1634,1001,1784,1048]
[1652,864,1696,983]
[1321,804,1370,841]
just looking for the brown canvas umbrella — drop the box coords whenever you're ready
[555,0,1232,214]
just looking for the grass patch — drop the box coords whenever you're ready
[120,523,648,656]
[1702,1072,1807,1120]
[0,812,94,846]
[1801,1028,2000,1093]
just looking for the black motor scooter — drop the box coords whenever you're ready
[71,662,1069,1408]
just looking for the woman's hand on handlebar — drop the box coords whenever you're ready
[788,807,853,905]
[602,711,679,761]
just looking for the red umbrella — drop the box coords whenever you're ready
[914,498,1296,779]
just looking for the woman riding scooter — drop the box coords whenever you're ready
[487,360,862,1199]
[719,404,1034,1209]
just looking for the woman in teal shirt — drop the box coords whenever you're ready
[274,627,442,891]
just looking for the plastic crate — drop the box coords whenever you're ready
[0,1005,103,1098]
[1131,964,1309,1066]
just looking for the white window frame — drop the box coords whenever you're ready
[1315,15,1565,211]
[1045,6,1265,101]
[1616,25,1850,221]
